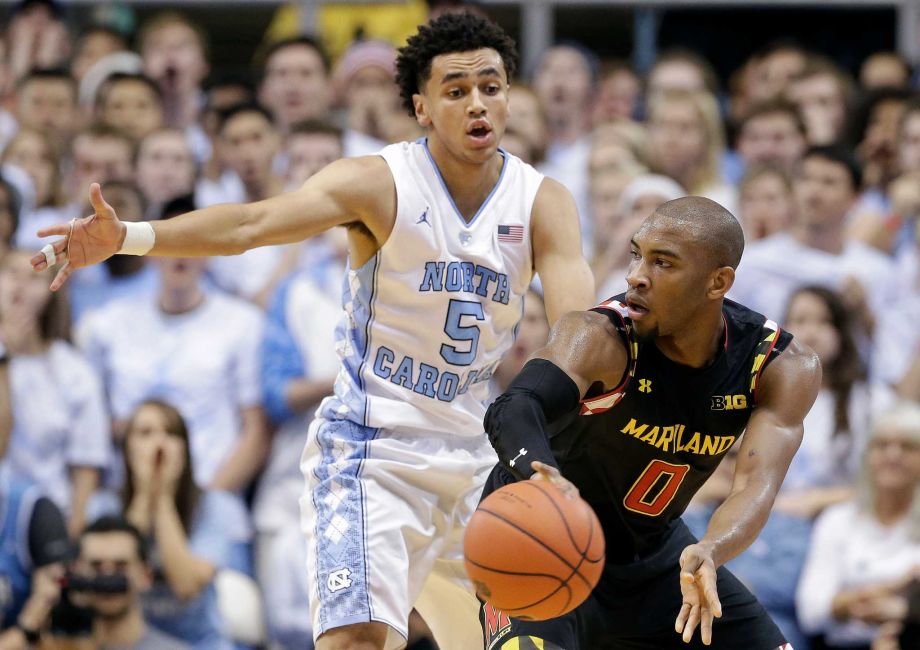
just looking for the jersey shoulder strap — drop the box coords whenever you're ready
[580,297,639,415]
[748,318,794,402]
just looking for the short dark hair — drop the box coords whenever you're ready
[290,118,343,140]
[846,86,913,148]
[96,72,163,109]
[217,102,275,134]
[261,35,330,76]
[17,67,77,96]
[802,144,863,190]
[80,515,149,564]
[737,98,806,138]
[203,70,255,97]
[396,12,519,117]
[654,196,745,270]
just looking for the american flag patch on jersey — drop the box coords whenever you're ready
[497,224,524,243]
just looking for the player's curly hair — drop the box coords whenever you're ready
[396,12,519,117]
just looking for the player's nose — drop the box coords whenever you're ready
[467,88,487,115]
[625,262,649,289]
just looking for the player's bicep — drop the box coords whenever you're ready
[531,178,595,325]
[532,310,627,398]
[246,156,395,247]
[732,340,822,492]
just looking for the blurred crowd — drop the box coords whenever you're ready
[0,0,919,649]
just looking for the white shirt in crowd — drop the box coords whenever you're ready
[3,341,111,511]
[538,136,593,256]
[730,231,899,321]
[782,383,894,492]
[76,292,264,486]
[796,501,920,646]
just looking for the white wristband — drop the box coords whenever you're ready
[118,221,156,256]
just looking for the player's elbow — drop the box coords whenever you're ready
[230,203,266,254]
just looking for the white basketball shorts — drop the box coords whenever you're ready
[300,416,497,650]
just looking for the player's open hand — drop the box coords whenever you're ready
[31,183,126,291]
[676,543,722,645]
[529,461,579,500]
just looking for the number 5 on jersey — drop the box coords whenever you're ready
[441,299,484,366]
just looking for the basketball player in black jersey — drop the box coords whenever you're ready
[479,196,821,650]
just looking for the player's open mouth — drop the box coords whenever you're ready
[626,299,650,320]
[467,122,493,145]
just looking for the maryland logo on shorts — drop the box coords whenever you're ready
[483,602,512,649]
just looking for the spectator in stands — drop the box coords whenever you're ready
[0,130,63,248]
[69,182,158,321]
[898,99,920,176]
[777,286,892,520]
[0,177,19,263]
[253,257,339,648]
[0,465,69,643]
[68,515,193,649]
[851,88,911,191]
[646,48,719,104]
[647,89,736,212]
[5,0,71,86]
[95,73,166,142]
[0,250,110,537]
[139,12,211,162]
[13,69,78,148]
[594,174,684,298]
[506,85,547,165]
[285,119,342,190]
[534,43,597,236]
[258,36,331,135]
[797,402,920,649]
[786,57,854,145]
[730,145,897,321]
[206,103,286,300]
[197,75,254,209]
[76,195,268,497]
[591,60,641,126]
[860,52,912,91]
[737,165,796,241]
[334,39,417,156]
[136,128,197,221]
[71,26,129,84]
[121,401,248,650]
[68,125,136,215]
[734,98,807,179]
[746,41,808,105]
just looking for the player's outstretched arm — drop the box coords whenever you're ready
[484,310,627,481]
[31,156,395,290]
[531,177,596,326]
[675,338,821,646]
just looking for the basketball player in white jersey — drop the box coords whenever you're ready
[31,13,595,650]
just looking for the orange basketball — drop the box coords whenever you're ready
[463,480,605,621]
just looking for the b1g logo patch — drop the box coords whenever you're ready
[483,602,512,649]
[711,394,747,411]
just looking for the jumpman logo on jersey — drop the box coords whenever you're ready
[416,208,431,227]
[638,379,653,393]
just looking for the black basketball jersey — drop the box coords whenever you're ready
[547,295,793,564]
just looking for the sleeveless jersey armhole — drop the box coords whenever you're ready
[749,319,794,405]
[579,300,639,416]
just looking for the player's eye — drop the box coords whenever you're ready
[655,258,672,268]
[447,88,463,98]
[485,84,500,94]
[629,249,640,260]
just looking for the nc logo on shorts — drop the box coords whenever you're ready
[326,568,353,593]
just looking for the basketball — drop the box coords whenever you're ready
[463,480,605,621]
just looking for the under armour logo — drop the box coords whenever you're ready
[509,448,527,467]
[416,208,430,227]
[638,379,652,393]
[326,568,353,593]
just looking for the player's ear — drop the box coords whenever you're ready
[707,266,735,300]
[413,93,432,127]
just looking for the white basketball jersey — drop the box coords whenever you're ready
[319,140,544,436]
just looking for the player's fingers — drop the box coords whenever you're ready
[700,606,713,646]
[698,568,722,618]
[31,238,68,271]
[89,182,115,218]
[36,223,71,239]
[682,604,700,643]
[675,602,692,632]
[530,461,579,499]
[49,262,73,292]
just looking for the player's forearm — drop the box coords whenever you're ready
[147,202,255,257]
[698,482,777,568]
[485,359,580,479]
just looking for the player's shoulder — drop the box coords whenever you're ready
[551,307,625,350]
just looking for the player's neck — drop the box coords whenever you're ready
[792,222,845,255]
[654,307,725,369]
[426,136,503,222]
[158,286,205,315]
